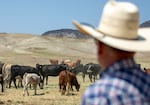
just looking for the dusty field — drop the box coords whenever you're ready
[0,75,92,105]
[0,33,150,105]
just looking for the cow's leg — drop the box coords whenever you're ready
[17,80,20,88]
[82,73,85,82]
[66,83,70,95]
[60,85,63,95]
[89,74,92,82]
[23,83,28,96]
[2,83,4,92]
[60,84,62,94]
[43,76,45,85]
[71,84,73,91]
[24,83,29,96]
[93,75,96,82]
[61,85,66,95]
[21,80,23,88]
[46,76,48,85]
[39,79,43,89]
[59,84,61,92]
[93,75,95,82]
[33,84,37,95]
[9,79,12,88]
[6,76,11,88]
[3,79,6,88]
[18,78,23,88]
[23,85,25,96]
[1,82,4,92]
[13,79,17,89]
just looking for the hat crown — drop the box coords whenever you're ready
[98,1,139,39]
[73,0,150,52]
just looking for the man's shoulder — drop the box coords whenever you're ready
[85,77,140,97]
[82,77,145,105]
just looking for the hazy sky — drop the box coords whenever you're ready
[0,0,150,35]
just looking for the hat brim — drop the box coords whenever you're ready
[73,20,150,52]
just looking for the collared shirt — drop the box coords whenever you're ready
[81,58,150,105]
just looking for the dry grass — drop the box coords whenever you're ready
[0,33,150,105]
[0,75,92,105]
[0,34,98,65]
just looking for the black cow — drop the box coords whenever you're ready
[0,74,4,92]
[10,65,41,88]
[0,62,4,72]
[83,63,102,82]
[36,64,67,85]
[69,64,84,75]
[0,62,4,92]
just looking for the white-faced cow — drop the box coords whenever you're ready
[10,65,41,88]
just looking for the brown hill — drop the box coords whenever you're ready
[0,33,149,68]
[0,33,97,66]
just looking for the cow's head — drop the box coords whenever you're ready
[75,84,80,92]
[36,64,43,73]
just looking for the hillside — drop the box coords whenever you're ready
[41,29,89,38]
[0,33,149,68]
[140,20,150,27]
[0,33,97,66]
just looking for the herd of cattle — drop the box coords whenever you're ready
[0,59,103,96]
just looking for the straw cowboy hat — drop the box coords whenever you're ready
[73,0,150,52]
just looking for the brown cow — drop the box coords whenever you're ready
[62,59,81,70]
[49,59,59,64]
[59,70,80,95]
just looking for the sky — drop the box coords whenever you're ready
[0,0,150,35]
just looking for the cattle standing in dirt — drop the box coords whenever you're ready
[59,70,80,95]
[2,63,12,88]
[15,75,23,88]
[83,63,102,82]
[10,65,41,88]
[23,73,43,96]
[36,64,67,85]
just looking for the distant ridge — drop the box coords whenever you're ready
[41,29,89,38]
[140,20,150,27]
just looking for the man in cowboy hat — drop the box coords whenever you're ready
[73,0,150,105]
